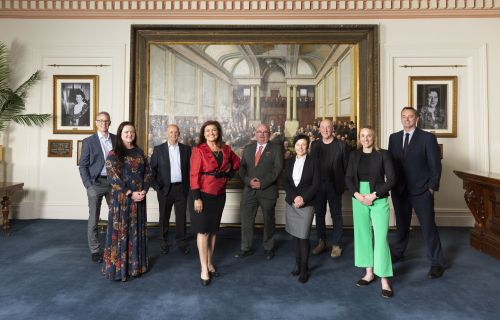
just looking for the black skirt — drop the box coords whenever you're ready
[189,192,226,234]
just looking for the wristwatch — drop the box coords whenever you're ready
[127,191,133,198]
[375,192,380,199]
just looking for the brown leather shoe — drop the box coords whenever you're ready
[312,239,326,255]
[330,245,343,258]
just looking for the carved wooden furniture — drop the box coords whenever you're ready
[454,171,500,259]
[0,182,24,231]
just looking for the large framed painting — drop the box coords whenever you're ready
[130,25,380,186]
[409,76,457,138]
[53,75,99,134]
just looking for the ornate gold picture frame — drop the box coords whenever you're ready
[409,76,457,138]
[53,75,99,134]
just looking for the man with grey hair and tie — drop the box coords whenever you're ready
[79,111,116,262]
[236,123,283,260]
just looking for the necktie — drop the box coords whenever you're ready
[255,145,263,166]
[403,133,410,153]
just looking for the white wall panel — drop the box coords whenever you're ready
[1,18,499,227]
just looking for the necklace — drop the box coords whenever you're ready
[212,150,220,157]
[209,146,220,158]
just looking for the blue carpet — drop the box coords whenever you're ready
[0,220,498,320]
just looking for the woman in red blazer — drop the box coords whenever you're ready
[190,120,240,286]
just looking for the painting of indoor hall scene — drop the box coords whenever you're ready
[147,43,358,157]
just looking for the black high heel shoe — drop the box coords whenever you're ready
[290,258,301,276]
[209,268,220,277]
[200,277,211,286]
[356,276,376,287]
[381,286,393,298]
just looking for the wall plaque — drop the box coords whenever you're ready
[48,140,73,157]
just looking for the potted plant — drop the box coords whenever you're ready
[0,42,51,160]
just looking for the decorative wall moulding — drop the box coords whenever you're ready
[0,0,499,19]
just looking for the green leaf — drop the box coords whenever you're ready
[12,114,51,127]
[15,70,41,99]
[0,42,8,89]
[0,41,51,132]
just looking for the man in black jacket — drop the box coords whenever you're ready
[151,124,191,254]
[310,119,349,257]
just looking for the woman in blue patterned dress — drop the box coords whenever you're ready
[102,121,152,282]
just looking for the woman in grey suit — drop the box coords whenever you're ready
[283,134,321,283]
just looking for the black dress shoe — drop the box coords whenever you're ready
[356,277,376,287]
[428,266,445,279]
[290,264,300,276]
[200,277,211,286]
[234,249,255,258]
[178,245,189,255]
[298,273,309,283]
[391,253,404,263]
[264,250,275,260]
[91,252,102,263]
[381,288,394,298]
[209,267,220,277]
[160,242,169,255]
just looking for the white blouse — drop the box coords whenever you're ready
[292,155,307,187]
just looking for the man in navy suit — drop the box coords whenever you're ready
[79,111,116,262]
[150,124,191,254]
[388,107,445,279]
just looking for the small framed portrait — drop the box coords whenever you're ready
[53,75,99,134]
[76,140,83,165]
[409,76,457,138]
[48,140,73,158]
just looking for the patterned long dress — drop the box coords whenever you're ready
[102,147,152,281]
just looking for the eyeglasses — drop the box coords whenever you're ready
[96,120,111,124]
[256,131,270,134]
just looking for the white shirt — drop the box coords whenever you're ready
[402,128,416,148]
[292,155,307,187]
[256,143,267,154]
[168,142,182,183]
[98,131,113,176]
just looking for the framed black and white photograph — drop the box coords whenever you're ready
[53,75,99,134]
[409,76,457,138]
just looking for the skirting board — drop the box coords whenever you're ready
[12,202,474,227]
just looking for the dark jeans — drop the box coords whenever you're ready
[391,189,445,267]
[314,181,343,246]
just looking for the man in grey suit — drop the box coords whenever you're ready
[236,124,283,260]
[79,112,116,262]
[150,124,191,255]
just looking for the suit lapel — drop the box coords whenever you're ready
[179,144,187,174]
[249,142,259,167]
[92,134,105,160]
[163,143,171,166]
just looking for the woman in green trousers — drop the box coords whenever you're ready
[345,126,396,298]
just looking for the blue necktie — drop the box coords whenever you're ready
[403,133,410,154]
